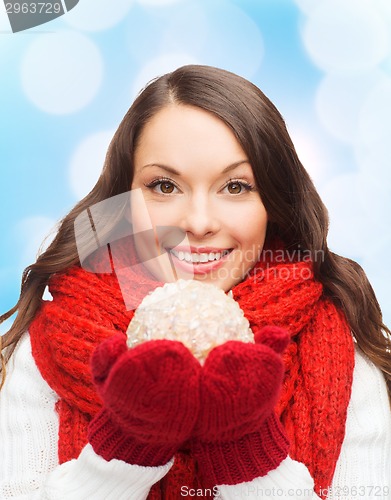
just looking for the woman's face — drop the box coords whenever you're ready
[131,104,267,291]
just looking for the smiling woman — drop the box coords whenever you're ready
[0,65,390,499]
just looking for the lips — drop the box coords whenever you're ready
[170,248,231,263]
[167,247,234,275]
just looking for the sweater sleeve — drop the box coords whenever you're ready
[217,456,321,499]
[216,345,391,500]
[0,333,172,500]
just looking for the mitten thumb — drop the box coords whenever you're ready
[253,325,290,354]
[90,333,128,387]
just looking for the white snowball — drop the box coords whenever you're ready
[69,130,115,199]
[358,76,391,147]
[127,279,253,363]
[302,0,389,72]
[64,0,135,32]
[21,31,103,114]
[315,71,382,143]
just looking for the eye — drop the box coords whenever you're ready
[159,181,175,194]
[227,181,243,194]
[144,178,179,194]
[223,179,255,195]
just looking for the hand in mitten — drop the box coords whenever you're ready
[88,333,201,467]
[191,326,290,487]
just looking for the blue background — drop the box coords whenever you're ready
[1,0,390,331]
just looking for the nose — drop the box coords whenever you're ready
[180,193,220,238]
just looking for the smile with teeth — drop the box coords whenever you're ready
[170,249,232,264]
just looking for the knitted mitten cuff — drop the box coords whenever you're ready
[88,408,177,467]
[192,413,289,487]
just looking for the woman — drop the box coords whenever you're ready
[1,65,390,499]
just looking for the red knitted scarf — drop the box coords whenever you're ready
[29,240,354,499]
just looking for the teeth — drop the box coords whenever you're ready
[170,249,231,263]
[200,253,208,263]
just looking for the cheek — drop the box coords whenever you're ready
[227,204,267,246]
[145,201,180,227]
[142,201,189,251]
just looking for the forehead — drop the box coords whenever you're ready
[134,104,248,169]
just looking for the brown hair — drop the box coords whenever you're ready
[1,64,390,397]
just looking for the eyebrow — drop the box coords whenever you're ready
[141,160,250,175]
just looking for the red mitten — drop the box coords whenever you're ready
[88,334,201,467]
[191,326,290,487]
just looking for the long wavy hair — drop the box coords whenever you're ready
[1,64,390,397]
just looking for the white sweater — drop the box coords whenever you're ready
[0,333,390,500]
